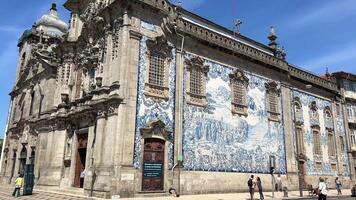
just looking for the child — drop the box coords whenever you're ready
[12,174,24,197]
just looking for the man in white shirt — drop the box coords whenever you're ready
[318,177,327,200]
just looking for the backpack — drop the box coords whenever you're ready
[248,179,253,187]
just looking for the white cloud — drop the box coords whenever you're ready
[300,41,356,71]
[288,0,356,29]
[170,0,206,10]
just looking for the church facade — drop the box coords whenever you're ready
[0,0,354,198]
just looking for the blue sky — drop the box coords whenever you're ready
[0,0,355,138]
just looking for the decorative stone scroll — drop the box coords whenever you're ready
[140,120,170,141]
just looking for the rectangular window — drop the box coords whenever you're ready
[331,164,337,172]
[339,136,345,151]
[296,127,304,154]
[313,130,321,155]
[190,67,203,95]
[232,81,245,105]
[328,132,335,156]
[336,104,340,116]
[269,92,278,113]
[148,54,165,87]
[351,130,356,146]
[315,162,322,170]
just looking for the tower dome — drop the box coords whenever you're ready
[34,3,68,38]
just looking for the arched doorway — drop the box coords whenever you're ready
[19,147,27,175]
[142,138,165,191]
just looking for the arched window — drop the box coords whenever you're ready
[230,69,249,116]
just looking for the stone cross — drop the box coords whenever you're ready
[235,19,242,35]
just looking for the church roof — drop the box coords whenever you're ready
[34,3,68,37]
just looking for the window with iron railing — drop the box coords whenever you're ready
[148,53,165,87]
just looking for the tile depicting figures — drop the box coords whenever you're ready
[292,91,350,176]
[182,55,286,174]
[133,37,176,169]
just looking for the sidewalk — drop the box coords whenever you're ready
[121,189,352,200]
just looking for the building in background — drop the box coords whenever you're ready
[332,72,356,182]
[0,0,354,198]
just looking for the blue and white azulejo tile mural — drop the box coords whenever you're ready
[291,90,350,177]
[133,36,176,169]
[182,54,286,174]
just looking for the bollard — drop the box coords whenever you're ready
[283,186,288,197]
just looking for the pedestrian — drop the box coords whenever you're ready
[12,174,24,198]
[256,177,264,200]
[335,177,342,195]
[80,167,85,188]
[248,175,256,200]
[276,174,282,192]
[318,177,327,200]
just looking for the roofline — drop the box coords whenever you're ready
[177,8,274,54]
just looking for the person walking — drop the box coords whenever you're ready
[276,174,282,192]
[318,177,328,200]
[248,175,256,200]
[335,177,342,195]
[12,174,24,198]
[256,177,264,200]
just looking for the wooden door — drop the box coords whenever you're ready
[142,139,165,191]
[74,134,88,188]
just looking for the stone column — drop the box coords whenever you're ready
[280,84,299,190]
[116,30,141,167]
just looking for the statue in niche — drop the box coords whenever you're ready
[65,135,73,158]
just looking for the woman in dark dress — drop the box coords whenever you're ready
[257,177,264,200]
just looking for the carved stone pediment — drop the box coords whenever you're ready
[229,69,249,85]
[265,81,280,94]
[146,35,172,58]
[185,56,209,74]
[140,120,170,141]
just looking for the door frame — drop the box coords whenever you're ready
[73,131,88,188]
[139,120,171,192]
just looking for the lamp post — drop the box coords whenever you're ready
[269,155,276,198]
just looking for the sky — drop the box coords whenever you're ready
[0,0,355,138]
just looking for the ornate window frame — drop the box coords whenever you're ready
[144,36,172,100]
[265,81,280,122]
[229,69,249,116]
[185,56,209,107]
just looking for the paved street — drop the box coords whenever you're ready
[0,184,354,200]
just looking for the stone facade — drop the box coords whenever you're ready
[0,0,354,198]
